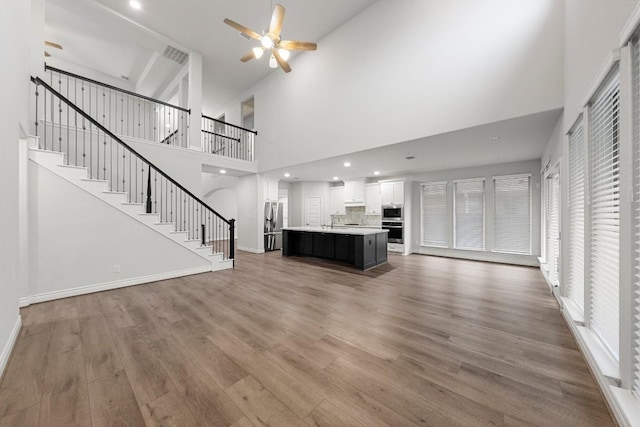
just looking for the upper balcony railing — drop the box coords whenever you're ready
[45,64,258,163]
[45,64,190,148]
[201,115,257,163]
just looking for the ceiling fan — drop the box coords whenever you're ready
[44,40,63,57]
[224,4,317,73]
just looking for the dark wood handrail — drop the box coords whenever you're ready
[201,129,241,143]
[202,114,258,135]
[45,64,191,114]
[32,76,231,226]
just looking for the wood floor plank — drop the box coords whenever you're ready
[304,399,364,427]
[208,327,324,419]
[0,404,39,427]
[265,343,417,427]
[225,375,290,426]
[0,252,614,426]
[149,336,244,426]
[140,392,201,427]
[87,370,146,427]
[109,326,176,406]
[168,318,248,390]
[229,416,255,427]
[0,330,50,418]
[38,348,91,427]
[79,315,124,382]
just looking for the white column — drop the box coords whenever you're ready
[188,51,203,152]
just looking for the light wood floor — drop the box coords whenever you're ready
[0,252,614,426]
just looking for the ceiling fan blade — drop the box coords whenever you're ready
[278,40,317,51]
[45,40,63,50]
[223,18,261,41]
[44,51,51,57]
[240,50,256,62]
[269,4,285,37]
[273,49,291,73]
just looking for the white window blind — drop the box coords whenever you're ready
[589,67,620,360]
[546,174,560,287]
[454,179,485,250]
[568,120,585,312]
[493,175,531,254]
[631,37,640,395]
[421,182,448,247]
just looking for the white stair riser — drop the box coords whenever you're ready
[56,166,88,181]
[29,150,65,169]
[75,179,109,193]
[99,192,128,205]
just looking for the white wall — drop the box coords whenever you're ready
[564,0,640,133]
[288,181,331,227]
[407,160,542,266]
[26,162,210,302]
[216,0,563,173]
[236,174,261,252]
[0,0,32,374]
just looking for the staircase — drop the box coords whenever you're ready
[30,75,235,273]
[27,137,231,271]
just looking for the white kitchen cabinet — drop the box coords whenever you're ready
[329,186,345,215]
[344,179,365,205]
[380,181,404,205]
[365,183,381,215]
[263,177,279,201]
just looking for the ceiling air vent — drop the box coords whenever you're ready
[163,45,189,65]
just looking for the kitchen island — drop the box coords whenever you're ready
[282,226,388,270]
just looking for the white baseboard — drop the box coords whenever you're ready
[560,307,632,426]
[0,316,22,379]
[237,246,264,254]
[18,266,212,307]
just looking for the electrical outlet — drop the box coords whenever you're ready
[114,264,120,273]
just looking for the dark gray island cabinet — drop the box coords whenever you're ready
[282,227,388,270]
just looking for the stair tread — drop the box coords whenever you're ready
[81,178,108,183]
[58,164,87,170]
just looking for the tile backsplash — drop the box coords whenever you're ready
[331,206,381,226]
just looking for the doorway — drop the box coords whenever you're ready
[305,197,322,227]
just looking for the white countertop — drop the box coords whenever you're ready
[283,226,388,236]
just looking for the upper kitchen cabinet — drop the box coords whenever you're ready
[330,186,346,215]
[365,183,381,215]
[344,179,365,205]
[263,177,279,201]
[380,181,404,205]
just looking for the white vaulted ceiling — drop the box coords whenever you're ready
[44,0,377,109]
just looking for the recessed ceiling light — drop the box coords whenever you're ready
[333,176,339,180]
[284,173,290,178]
[491,136,501,140]
[220,169,227,174]
[344,162,351,167]
[374,171,380,176]
[129,1,142,10]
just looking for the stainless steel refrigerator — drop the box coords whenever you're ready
[264,201,283,251]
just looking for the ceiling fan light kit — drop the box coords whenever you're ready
[224,3,317,73]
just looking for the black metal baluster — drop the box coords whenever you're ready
[43,83,47,149]
[34,81,39,137]
[229,219,235,260]
[145,165,152,213]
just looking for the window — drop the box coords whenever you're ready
[632,37,640,394]
[546,172,560,287]
[567,118,585,312]
[421,182,448,247]
[454,179,485,250]
[493,175,531,254]
[589,67,620,360]
[241,96,254,130]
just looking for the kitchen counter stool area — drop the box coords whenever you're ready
[282,226,388,270]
